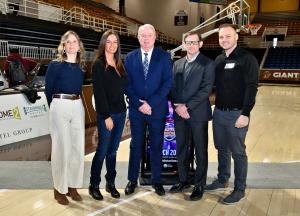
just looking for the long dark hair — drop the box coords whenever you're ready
[94,30,125,75]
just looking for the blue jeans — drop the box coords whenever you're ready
[90,112,126,186]
[213,108,248,191]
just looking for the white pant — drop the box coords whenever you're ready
[49,98,85,194]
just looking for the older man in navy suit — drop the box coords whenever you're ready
[124,24,172,196]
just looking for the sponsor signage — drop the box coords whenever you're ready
[144,101,178,173]
[162,101,177,171]
[260,70,300,82]
[0,92,49,146]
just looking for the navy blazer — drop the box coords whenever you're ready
[171,53,216,122]
[125,47,173,119]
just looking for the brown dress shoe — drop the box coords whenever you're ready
[66,187,82,201]
[54,189,69,205]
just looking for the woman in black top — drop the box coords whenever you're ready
[89,30,128,200]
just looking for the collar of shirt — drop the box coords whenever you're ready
[141,47,154,62]
[186,51,200,63]
[222,46,240,59]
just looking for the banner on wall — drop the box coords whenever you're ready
[0,92,49,146]
[174,10,188,26]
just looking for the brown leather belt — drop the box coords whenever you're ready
[52,94,81,100]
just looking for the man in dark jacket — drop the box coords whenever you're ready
[170,32,215,201]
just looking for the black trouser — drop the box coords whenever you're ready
[175,119,208,186]
[213,108,248,191]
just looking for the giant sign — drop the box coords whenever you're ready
[260,69,300,84]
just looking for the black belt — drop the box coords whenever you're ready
[52,94,80,100]
[216,106,241,111]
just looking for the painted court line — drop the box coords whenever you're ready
[87,191,153,216]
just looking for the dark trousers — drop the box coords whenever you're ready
[213,108,248,191]
[128,109,165,184]
[90,112,126,186]
[175,119,208,186]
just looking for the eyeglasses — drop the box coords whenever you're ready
[185,41,200,46]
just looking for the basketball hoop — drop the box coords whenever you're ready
[240,24,250,34]
[240,24,262,35]
[249,24,262,35]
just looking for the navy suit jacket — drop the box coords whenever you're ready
[171,53,215,122]
[125,47,172,119]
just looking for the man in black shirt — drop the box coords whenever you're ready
[205,24,259,205]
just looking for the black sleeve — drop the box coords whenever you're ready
[242,54,259,116]
[44,61,56,106]
[92,60,110,120]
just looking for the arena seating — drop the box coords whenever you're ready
[252,11,300,36]
[264,47,300,69]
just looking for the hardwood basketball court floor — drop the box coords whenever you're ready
[0,85,299,216]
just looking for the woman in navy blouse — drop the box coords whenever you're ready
[45,30,85,205]
[89,30,128,200]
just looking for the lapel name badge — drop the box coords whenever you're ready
[224,63,235,69]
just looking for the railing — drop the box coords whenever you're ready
[0,41,9,57]
[0,40,96,61]
[0,0,7,14]
[3,0,179,45]
[39,47,57,59]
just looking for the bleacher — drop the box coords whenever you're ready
[0,0,179,56]
[37,0,179,44]
[0,0,180,80]
[264,47,300,69]
[251,11,300,36]
[0,13,101,51]
[40,0,124,25]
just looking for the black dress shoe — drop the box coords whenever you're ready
[152,183,165,196]
[169,182,191,193]
[89,185,103,200]
[190,185,204,201]
[125,181,137,195]
[106,183,120,198]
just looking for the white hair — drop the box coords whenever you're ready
[138,24,156,37]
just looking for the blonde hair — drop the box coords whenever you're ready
[56,30,85,68]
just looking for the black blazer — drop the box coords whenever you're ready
[171,53,215,122]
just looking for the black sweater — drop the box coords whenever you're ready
[215,47,259,116]
[92,58,128,119]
